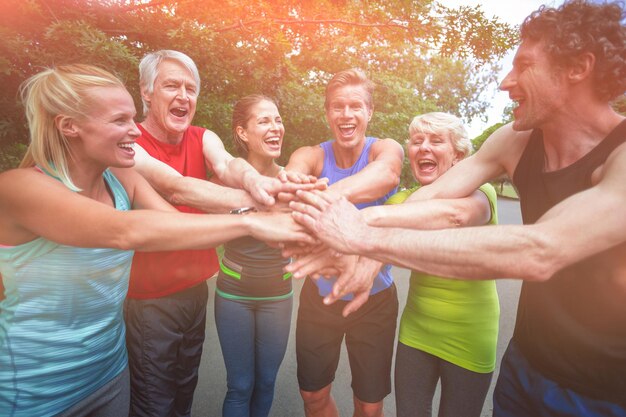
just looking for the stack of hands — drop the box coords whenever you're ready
[247,171,379,317]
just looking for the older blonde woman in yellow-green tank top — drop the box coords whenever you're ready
[363,112,499,417]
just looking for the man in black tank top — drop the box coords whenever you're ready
[289,2,626,416]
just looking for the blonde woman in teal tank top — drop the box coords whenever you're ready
[0,65,313,417]
[364,113,499,417]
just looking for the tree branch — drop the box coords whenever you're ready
[215,18,410,33]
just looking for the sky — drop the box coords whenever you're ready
[438,0,563,136]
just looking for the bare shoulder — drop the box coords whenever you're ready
[595,142,626,188]
[0,167,61,193]
[479,123,532,177]
[109,167,144,202]
[202,128,223,144]
[286,144,324,176]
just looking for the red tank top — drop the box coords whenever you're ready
[127,124,219,299]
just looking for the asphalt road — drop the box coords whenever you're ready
[192,197,523,417]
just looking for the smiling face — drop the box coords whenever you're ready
[500,40,569,132]
[237,99,284,161]
[407,130,463,185]
[325,84,372,150]
[141,59,198,143]
[69,86,140,169]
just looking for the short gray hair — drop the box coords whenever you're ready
[138,50,201,115]
[408,112,472,158]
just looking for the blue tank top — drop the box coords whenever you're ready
[0,169,133,417]
[317,137,396,299]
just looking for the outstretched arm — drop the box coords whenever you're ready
[364,188,492,230]
[0,168,315,252]
[203,129,303,206]
[291,143,626,286]
[286,139,404,204]
[133,144,256,213]
[329,138,404,203]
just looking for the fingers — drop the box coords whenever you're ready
[341,291,370,317]
[285,250,332,279]
[313,178,329,190]
[291,232,317,245]
[277,170,289,183]
[281,182,316,192]
[293,190,328,210]
[290,209,319,232]
[253,188,275,206]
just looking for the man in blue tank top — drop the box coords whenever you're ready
[289,2,626,417]
[285,68,404,417]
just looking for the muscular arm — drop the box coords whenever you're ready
[364,188,492,230]
[330,138,403,203]
[286,138,403,204]
[133,143,255,213]
[292,143,626,283]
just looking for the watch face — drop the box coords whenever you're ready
[231,207,257,214]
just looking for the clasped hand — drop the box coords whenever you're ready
[280,189,381,316]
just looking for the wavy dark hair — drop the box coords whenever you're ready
[521,0,626,101]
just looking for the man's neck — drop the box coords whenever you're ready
[140,118,184,145]
[331,137,366,169]
[540,104,624,171]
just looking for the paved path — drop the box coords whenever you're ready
[192,197,523,416]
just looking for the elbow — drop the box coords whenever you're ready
[448,211,470,228]
[111,231,138,252]
[110,220,146,251]
[156,177,187,206]
[446,202,480,228]
[386,168,401,192]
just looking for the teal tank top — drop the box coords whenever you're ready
[0,169,134,417]
[388,183,500,373]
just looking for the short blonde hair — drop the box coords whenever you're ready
[19,64,125,191]
[408,112,472,158]
[324,68,375,110]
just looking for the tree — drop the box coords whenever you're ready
[0,0,517,171]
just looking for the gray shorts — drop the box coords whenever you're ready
[57,366,130,417]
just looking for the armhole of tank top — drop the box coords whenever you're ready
[513,129,541,183]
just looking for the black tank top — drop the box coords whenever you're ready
[512,119,626,405]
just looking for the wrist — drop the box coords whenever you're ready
[362,206,381,226]
[229,206,257,215]
[241,170,259,193]
[355,226,379,256]
[240,211,256,235]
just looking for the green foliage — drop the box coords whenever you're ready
[0,142,27,172]
[612,95,626,116]
[472,122,504,152]
[0,0,517,171]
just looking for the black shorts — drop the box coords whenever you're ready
[296,277,398,403]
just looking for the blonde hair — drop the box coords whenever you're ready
[324,68,375,110]
[408,112,472,158]
[19,64,125,191]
